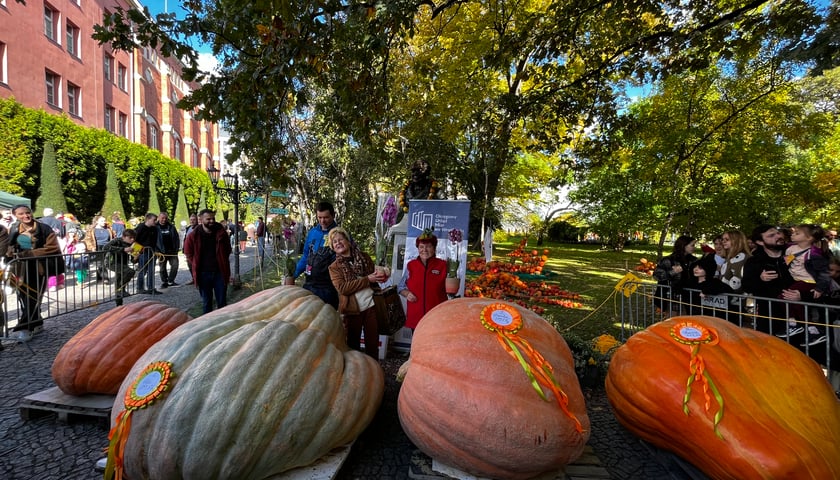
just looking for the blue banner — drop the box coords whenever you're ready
[404,199,470,295]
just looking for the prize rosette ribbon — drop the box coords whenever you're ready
[104,361,174,480]
[480,303,583,433]
[670,321,725,438]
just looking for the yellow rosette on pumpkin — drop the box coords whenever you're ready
[670,321,725,438]
[104,361,174,480]
[481,303,583,433]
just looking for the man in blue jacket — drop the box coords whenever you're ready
[294,201,341,309]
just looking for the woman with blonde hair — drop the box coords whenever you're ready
[720,230,751,293]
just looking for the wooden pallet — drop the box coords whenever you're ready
[409,445,610,480]
[19,386,114,424]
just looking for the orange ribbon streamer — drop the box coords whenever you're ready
[670,322,724,438]
[482,304,583,433]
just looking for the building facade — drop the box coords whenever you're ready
[0,0,219,169]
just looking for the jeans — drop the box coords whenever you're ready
[198,270,227,314]
[257,236,266,261]
[136,251,155,292]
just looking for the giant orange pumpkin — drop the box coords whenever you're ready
[606,315,840,480]
[398,298,589,480]
[52,301,192,395]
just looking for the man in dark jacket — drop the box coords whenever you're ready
[742,224,795,335]
[157,211,180,288]
[183,209,232,314]
[134,213,162,295]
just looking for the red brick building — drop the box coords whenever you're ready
[0,0,219,169]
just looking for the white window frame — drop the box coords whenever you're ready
[46,70,59,106]
[44,6,58,42]
[67,82,81,116]
[66,21,80,58]
[104,105,115,132]
[104,54,113,82]
[0,42,7,85]
[118,112,127,137]
[117,63,127,90]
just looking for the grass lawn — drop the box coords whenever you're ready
[217,236,663,343]
[481,236,660,341]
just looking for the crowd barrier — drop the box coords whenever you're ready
[619,282,840,374]
[1,247,160,340]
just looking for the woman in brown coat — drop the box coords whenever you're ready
[328,228,386,359]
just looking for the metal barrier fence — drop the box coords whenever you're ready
[619,282,840,373]
[1,247,158,340]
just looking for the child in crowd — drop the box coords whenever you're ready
[778,224,833,346]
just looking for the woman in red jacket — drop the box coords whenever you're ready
[398,230,448,330]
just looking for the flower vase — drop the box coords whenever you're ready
[445,276,460,295]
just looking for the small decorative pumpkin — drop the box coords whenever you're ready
[110,286,384,479]
[52,301,192,396]
[398,298,589,480]
[605,316,840,480]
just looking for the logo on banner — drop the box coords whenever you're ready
[410,210,435,231]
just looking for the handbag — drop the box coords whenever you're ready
[373,286,407,336]
[354,286,375,311]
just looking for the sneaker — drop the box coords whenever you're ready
[800,336,827,347]
[161,282,169,288]
[168,281,179,286]
[776,326,804,338]
[12,330,33,341]
[147,289,163,295]
[31,325,44,335]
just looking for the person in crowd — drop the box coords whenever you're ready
[0,209,13,230]
[111,212,126,239]
[328,228,387,359]
[246,222,256,246]
[89,215,114,284]
[62,228,89,286]
[237,221,248,252]
[4,204,63,339]
[102,229,139,298]
[398,230,448,331]
[157,211,180,288]
[255,216,266,263]
[134,212,163,295]
[685,253,735,319]
[742,224,794,335]
[712,234,726,278]
[183,209,232,314]
[183,213,198,285]
[777,224,833,346]
[653,235,697,316]
[38,207,64,237]
[720,230,751,293]
[294,201,342,309]
[827,228,839,258]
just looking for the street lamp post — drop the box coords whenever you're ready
[207,166,260,288]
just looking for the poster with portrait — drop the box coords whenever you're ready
[404,199,471,296]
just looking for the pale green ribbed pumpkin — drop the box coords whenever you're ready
[111,286,384,479]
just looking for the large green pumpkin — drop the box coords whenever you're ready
[110,286,384,479]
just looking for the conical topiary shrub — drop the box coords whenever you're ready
[147,175,161,215]
[101,162,127,221]
[34,141,68,216]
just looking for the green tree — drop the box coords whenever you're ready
[34,141,68,216]
[198,188,207,212]
[101,162,126,221]
[175,183,190,229]
[147,175,161,215]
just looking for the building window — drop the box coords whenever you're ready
[192,147,199,168]
[0,42,6,85]
[149,124,158,149]
[119,112,127,137]
[66,21,80,58]
[104,105,115,132]
[67,83,80,116]
[44,5,58,42]
[104,54,113,82]
[174,140,181,161]
[45,70,59,106]
[117,64,127,90]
